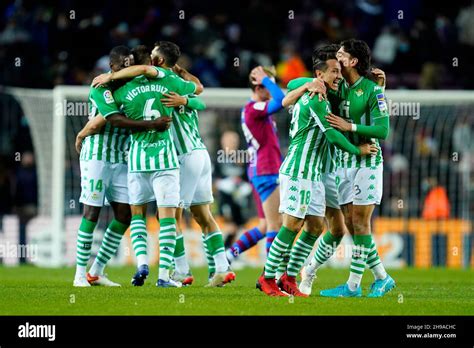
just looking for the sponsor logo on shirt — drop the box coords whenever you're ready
[253,102,266,111]
[103,90,115,104]
[376,93,387,112]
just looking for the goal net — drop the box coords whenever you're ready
[1,86,473,269]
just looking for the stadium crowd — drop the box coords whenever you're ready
[1,0,474,89]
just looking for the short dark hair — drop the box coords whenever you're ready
[340,39,371,76]
[312,44,338,73]
[131,45,151,65]
[109,45,131,67]
[154,41,180,67]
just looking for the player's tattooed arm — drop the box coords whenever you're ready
[91,65,165,87]
[75,115,107,153]
[172,64,204,95]
[282,79,326,107]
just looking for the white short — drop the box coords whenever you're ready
[337,165,383,206]
[279,174,326,219]
[179,150,214,208]
[79,160,129,207]
[322,172,340,209]
[128,170,180,207]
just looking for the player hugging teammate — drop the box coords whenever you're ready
[258,39,396,298]
[74,41,234,288]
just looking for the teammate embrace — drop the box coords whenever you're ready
[74,41,234,288]
[257,39,396,298]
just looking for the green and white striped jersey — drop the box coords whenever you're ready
[280,93,334,181]
[80,86,129,164]
[157,70,205,155]
[112,72,197,173]
[333,76,388,168]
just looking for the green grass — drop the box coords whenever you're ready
[0,266,472,315]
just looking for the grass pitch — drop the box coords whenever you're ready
[0,266,472,315]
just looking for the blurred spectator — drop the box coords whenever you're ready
[213,131,252,248]
[276,43,310,86]
[372,26,399,67]
[1,0,471,89]
[422,178,450,220]
[13,151,38,264]
[0,156,13,231]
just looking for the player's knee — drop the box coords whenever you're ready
[192,210,212,228]
[116,210,131,225]
[83,206,100,222]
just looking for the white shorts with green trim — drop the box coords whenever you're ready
[79,159,128,207]
[179,150,214,209]
[278,173,326,219]
[337,165,383,206]
[128,169,180,207]
[321,171,340,209]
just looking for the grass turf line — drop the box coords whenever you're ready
[0,266,472,315]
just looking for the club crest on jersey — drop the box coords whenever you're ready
[376,93,387,112]
[355,88,364,97]
[103,90,114,104]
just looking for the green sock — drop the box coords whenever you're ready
[159,218,177,281]
[173,234,190,274]
[206,231,229,273]
[203,233,215,276]
[276,246,290,278]
[264,226,297,278]
[366,242,387,280]
[90,219,128,276]
[174,234,185,258]
[347,234,373,290]
[130,215,148,267]
[75,217,97,277]
[287,230,318,277]
[311,230,343,270]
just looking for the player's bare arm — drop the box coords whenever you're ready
[172,64,204,95]
[371,68,386,87]
[282,79,327,107]
[92,65,163,87]
[75,115,107,153]
[107,114,172,132]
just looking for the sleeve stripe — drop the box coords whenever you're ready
[310,107,328,132]
[102,110,118,118]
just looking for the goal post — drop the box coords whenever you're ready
[2,86,473,268]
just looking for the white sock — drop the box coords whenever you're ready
[371,263,387,280]
[226,249,236,262]
[136,255,147,268]
[347,273,362,291]
[214,252,229,273]
[175,255,190,274]
[305,258,320,275]
[75,265,87,278]
[159,268,170,282]
[89,261,105,277]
